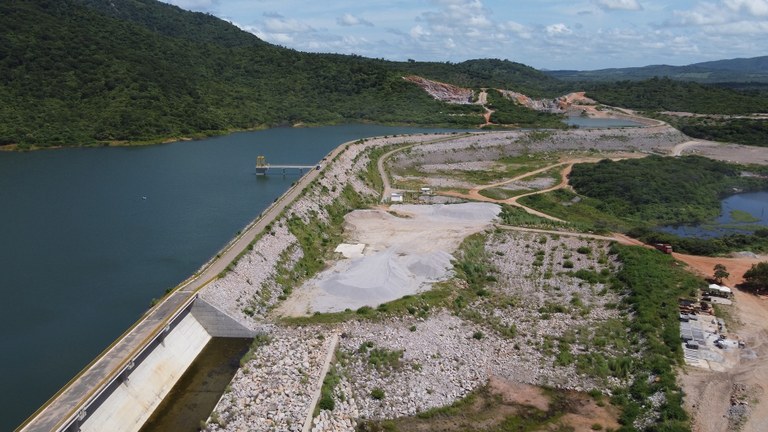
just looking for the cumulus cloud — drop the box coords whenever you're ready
[337,13,374,27]
[672,3,731,26]
[499,21,533,39]
[546,23,573,35]
[402,0,504,58]
[594,0,643,11]
[222,0,764,70]
[724,0,768,16]
[668,0,768,33]
[263,17,314,34]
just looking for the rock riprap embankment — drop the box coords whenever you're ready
[206,327,334,432]
[200,133,456,326]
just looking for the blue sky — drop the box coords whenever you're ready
[162,0,768,70]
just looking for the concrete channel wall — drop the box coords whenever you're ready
[70,298,258,432]
[191,298,257,338]
[78,311,212,432]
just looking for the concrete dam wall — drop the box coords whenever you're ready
[71,299,254,432]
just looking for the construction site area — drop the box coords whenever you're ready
[190,118,768,432]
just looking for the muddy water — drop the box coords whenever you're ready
[140,337,252,432]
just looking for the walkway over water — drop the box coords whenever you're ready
[255,153,321,175]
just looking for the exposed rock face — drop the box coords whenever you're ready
[403,76,475,104]
[498,90,563,112]
[404,74,599,115]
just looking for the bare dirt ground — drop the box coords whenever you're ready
[672,140,768,165]
[487,376,621,432]
[276,203,501,316]
[612,232,768,431]
[668,252,768,432]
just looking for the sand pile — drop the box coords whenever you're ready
[278,203,500,315]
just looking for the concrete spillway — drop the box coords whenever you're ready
[79,312,212,432]
[22,298,257,432]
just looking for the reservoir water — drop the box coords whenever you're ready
[660,191,768,238]
[0,124,456,431]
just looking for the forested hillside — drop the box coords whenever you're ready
[3,0,765,149]
[547,55,768,83]
[0,0,560,148]
[568,156,768,225]
[584,78,768,114]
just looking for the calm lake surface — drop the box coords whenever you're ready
[0,124,457,431]
[660,191,768,238]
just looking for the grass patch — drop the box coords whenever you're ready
[274,184,366,297]
[730,209,760,223]
[519,189,628,233]
[357,384,604,432]
[315,363,341,414]
[479,187,524,200]
[438,153,558,186]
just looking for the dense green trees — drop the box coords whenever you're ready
[743,262,768,293]
[585,77,768,114]
[0,0,562,148]
[584,77,768,148]
[656,116,768,148]
[569,155,768,225]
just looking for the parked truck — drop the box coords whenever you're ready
[654,243,673,254]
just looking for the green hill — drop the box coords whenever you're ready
[547,56,768,83]
[0,0,561,148]
[584,77,768,114]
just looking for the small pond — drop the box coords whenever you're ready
[659,191,768,238]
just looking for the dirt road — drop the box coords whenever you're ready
[437,153,645,223]
[647,246,768,431]
[378,134,471,201]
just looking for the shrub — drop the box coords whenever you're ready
[371,388,385,400]
[318,393,335,411]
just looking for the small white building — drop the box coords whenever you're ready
[390,193,403,203]
[420,187,433,195]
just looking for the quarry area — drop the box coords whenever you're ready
[198,119,768,432]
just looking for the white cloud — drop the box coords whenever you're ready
[200,0,768,70]
[410,25,430,39]
[337,13,374,27]
[724,0,768,16]
[546,23,573,35]
[668,0,768,34]
[594,0,642,11]
[499,20,533,39]
[263,17,314,34]
[672,4,730,26]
